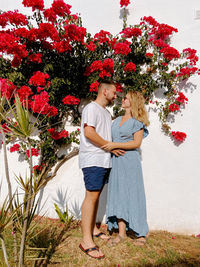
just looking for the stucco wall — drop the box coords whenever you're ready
[0,0,200,235]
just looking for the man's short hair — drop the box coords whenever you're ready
[97,80,116,91]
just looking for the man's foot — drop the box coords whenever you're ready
[93,231,110,240]
[107,235,126,247]
[133,237,147,246]
[79,242,105,259]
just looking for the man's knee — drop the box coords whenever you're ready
[85,190,101,202]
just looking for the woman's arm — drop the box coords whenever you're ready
[102,129,144,152]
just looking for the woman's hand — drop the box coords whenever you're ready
[101,142,116,152]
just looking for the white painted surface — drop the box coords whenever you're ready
[0,0,200,235]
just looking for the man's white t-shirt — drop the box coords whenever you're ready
[79,101,112,169]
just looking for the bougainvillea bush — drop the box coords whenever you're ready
[0,0,199,171]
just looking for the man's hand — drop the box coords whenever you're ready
[111,149,126,157]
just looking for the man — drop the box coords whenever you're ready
[79,80,124,259]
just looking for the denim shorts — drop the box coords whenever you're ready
[82,166,111,191]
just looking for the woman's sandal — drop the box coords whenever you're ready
[133,237,147,246]
[107,235,126,247]
[79,244,105,259]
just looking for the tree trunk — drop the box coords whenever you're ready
[0,236,10,267]
[2,132,18,266]
[18,140,33,267]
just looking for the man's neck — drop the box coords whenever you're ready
[95,97,107,109]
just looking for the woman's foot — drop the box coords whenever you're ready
[107,234,126,247]
[79,241,105,259]
[133,237,147,246]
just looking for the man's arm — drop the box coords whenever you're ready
[84,125,108,147]
[84,125,126,156]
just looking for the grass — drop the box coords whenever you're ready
[0,218,200,266]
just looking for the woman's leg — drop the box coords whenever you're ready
[118,219,127,238]
[107,218,127,246]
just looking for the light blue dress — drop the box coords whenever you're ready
[106,116,149,237]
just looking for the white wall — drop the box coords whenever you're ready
[0,0,200,235]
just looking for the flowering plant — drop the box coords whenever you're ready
[0,0,199,172]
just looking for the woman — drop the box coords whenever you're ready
[102,91,149,246]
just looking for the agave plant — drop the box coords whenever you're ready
[0,196,16,267]
[0,94,41,267]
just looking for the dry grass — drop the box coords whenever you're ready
[43,223,200,267]
[1,219,200,267]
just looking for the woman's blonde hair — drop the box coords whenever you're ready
[128,91,150,126]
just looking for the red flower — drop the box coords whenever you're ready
[28,53,42,63]
[29,71,49,87]
[62,95,80,105]
[17,85,33,101]
[171,131,187,142]
[54,40,72,52]
[120,0,131,8]
[168,103,179,112]
[30,91,57,116]
[48,128,69,140]
[51,0,71,16]
[178,67,198,77]
[176,92,188,104]
[94,30,110,44]
[1,11,27,27]
[145,53,153,58]
[37,23,59,41]
[0,123,11,134]
[102,58,114,73]
[141,16,158,27]
[64,24,86,43]
[99,70,111,79]
[114,41,131,55]
[86,41,96,51]
[43,8,57,23]
[10,144,20,152]
[33,165,43,171]
[120,27,142,38]
[0,78,17,99]
[22,0,44,11]
[26,148,39,157]
[89,81,99,92]
[90,60,103,72]
[116,83,123,93]
[160,47,180,61]
[124,62,136,72]
[183,48,198,66]
[153,39,169,48]
[53,40,72,53]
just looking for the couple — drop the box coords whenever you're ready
[78,80,149,259]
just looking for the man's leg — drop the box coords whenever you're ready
[92,187,110,240]
[80,190,104,257]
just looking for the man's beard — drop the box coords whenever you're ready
[107,99,115,107]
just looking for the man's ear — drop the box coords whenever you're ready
[103,88,107,96]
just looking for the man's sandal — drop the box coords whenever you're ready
[79,244,105,259]
[93,232,111,240]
